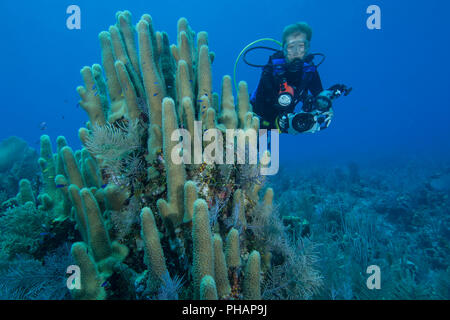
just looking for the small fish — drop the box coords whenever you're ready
[40,122,47,130]
[92,84,96,90]
[76,102,80,108]
[48,176,55,179]
[189,80,193,82]
[40,232,49,236]
[153,93,158,96]
[167,85,173,88]
[154,81,158,84]
[197,100,203,102]
[120,93,124,97]
[94,91,98,96]
[61,115,65,120]
[204,93,208,96]
[56,184,67,188]
[43,168,49,173]
[101,183,108,189]
[101,281,109,288]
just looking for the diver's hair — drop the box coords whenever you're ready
[282,22,313,47]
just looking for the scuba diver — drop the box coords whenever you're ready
[243,22,352,134]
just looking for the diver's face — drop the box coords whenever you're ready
[284,33,308,63]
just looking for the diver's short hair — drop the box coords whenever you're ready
[282,22,313,46]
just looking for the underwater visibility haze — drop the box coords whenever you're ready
[0,0,449,300]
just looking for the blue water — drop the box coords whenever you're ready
[0,0,449,301]
[1,0,449,167]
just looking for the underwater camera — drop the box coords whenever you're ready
[289,112,316,133]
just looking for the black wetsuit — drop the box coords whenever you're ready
[250,51,324,130]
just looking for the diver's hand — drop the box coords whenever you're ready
[315,108,334,131]
[328,84,352,97]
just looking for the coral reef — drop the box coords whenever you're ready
[269,161,450,300]
[0,244,73,300]
[1,10,447,301]
[0,11,322,300]
[0,136,39,201]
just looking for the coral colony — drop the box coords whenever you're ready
[0,11,318,300]
[2,10,447,301]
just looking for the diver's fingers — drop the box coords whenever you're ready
[115,60,140,120]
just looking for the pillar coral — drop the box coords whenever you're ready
[36,10,287,300]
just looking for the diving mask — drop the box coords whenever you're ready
[284,40,308,72]
[285,39,308,54]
